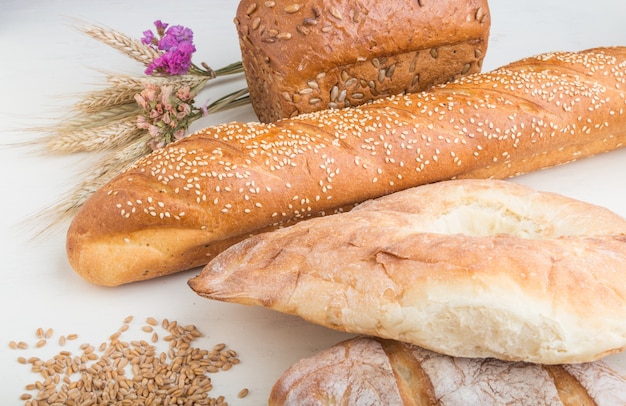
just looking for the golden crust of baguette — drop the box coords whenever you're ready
[67,47,626,286]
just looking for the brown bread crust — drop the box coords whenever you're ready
[269,336,626,405]
[235,0,491,122]
[67,47,626,286]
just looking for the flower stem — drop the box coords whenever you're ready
[204,88,250,115]
[214,61,244,76]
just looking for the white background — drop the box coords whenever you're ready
[1,0,626,404]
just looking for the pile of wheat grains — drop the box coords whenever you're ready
[8,316,249,405]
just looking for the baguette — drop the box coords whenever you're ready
[67,47,626,286]
[188,179,626,364]
[269,336,626,406]
[235,0,491,122]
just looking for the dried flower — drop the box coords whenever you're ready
[135,84,199,150]
[146,41,196,75]
[141,21,200,76]
[22,20,251,235]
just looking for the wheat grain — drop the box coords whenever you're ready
[13,316,240,404]
[238,388,249,398]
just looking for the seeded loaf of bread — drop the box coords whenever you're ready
[67,47,626,286]
[189,179,626,364]
[235,0,491,122]
[269,336,626,406]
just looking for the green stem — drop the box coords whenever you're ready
[214,61,245,76]
[205,88,250,114]
[188,61,244,77]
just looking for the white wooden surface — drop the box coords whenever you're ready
[1,0,626,403]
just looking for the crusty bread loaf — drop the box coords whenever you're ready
[189,179,626,364]
[269,336,626,406]
[235,0,491,122]
[67,47,626,287]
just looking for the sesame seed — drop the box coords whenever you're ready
[100,49,626,267]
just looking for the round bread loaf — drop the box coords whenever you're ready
[235,0,491,122]
[189,179,626,364]
[269,336,626,405]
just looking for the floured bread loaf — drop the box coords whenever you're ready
[235,0,491,122]
[189,179,626,364]
[269,336,626,405]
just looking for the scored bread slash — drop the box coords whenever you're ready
[268,336,626,405]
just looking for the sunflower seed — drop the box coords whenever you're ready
[246,3,258,15]
[284,4,302,13]
[329,7,342,20]
[330,85,339,101]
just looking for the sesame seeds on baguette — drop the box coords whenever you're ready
[67,47,626,286]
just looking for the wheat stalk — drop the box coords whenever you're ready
[75,74,211,113]
[58,104,140,130]
[74,87,140,112]
[44,118,144,153]
[107,73,209,89]
[70,134,151,209]
[28,133,152,237]
[79,23,161,66]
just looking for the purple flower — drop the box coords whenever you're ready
[158,25,194,51]
[141,29,156,46]
[145,41,196,75]
[154,20,169,36]
[142,21,196,76]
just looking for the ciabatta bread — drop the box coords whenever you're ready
[189,179,626,364]
[269,336,626,406]
[235,0,491,122]
[67,47,626,286]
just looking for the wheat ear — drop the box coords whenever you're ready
[44,118,144,153]
[79,23,161,66]
[26,133,151,238]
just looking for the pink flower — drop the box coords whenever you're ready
[176,87,191,100]
[135,84,197,150]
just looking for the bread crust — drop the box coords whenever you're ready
[189,179,626,364]
[269,336,626,405]
[235,0,491,122]
[67,47,626,286]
